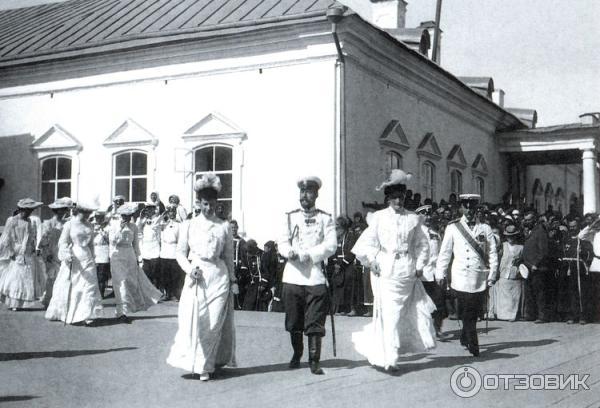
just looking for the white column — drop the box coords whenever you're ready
[582,148,597,214]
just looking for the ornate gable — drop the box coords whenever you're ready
[183,112,246,142]
[447,144,467,169]
[103,119,158,148]
[472,153,488,175]
[379,120,410,151]
[31,124,82,153]
[416,132,442,160]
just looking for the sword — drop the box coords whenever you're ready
[323,262,337,357]
[191,279,199,376]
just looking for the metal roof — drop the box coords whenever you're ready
[0,0,335,62]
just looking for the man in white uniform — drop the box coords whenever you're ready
[436,194,498,356]
[278,176,337,375]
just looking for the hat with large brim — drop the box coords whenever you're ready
[48,197,74,209]
[116,203,138,216]
[17,198,43,209]
[76,201,98,212]
[376,170,412,197]
[503,224,520,236]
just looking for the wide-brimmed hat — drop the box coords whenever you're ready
[17,198,43,209]
[48,197,74,209]
[117,203,138,216]
[376,170,412,197]
[503,224,520,236]
[75,201,98,212]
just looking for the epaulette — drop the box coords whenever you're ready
[316,209,331,216]
[286,209,302,215]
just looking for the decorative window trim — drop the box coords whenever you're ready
[450,168,463,195]
[180,112,246,225]
[420,160,436,201]
[471,153,488,176]
[447,144,467,170]
[416,132,442,160]
[31,125,81,201]
[379,120,410,151]
[103,119,157,197]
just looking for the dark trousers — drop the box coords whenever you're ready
[362,267,373,305]
[142,258,161,290]
[282,283,329,337]
[96,263,111,297]
[160,258,185,299]
[242,283,270,311]
[455,290,485,347]
[590,273,600,322]
[422,281,447,330]
[525,271,546,320]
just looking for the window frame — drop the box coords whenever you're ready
[193,143,234,217]
[112,150,149,202]
[450,169,463,196]
[421,160,436,201]
[40,155,73,219]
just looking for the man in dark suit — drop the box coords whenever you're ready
[522,212,550,323]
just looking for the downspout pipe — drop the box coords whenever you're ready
[327,5,346,217]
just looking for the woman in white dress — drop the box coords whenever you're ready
[351,170,436,371]
[45,201,103,325]
[0,198,44,310]
[167,173,238,381]
[109,203,161,323]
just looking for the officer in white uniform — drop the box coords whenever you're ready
[278,176,337,375]
[436,194,498,356]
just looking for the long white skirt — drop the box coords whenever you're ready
[45,246,103,324]
[493,278,522,321]
[110,246,161,316]
[352,271,436,369]
[0,254,44,308]
[167,258,236,374]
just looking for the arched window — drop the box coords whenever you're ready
[450,169,462,196]
[194,145,233,219]
[386,151,403,171]
[475,176,485,202]
[113,151,147,202]
[421,161,436,201]
[41,156,72,219]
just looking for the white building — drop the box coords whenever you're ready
[0,0,598,244]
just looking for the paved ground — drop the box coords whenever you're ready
[0,297,599,408]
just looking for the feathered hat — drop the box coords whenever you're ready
[194,173,222,200]
[376,169,413,198]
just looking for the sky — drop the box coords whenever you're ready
[0,0,598,127]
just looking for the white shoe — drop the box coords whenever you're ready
[199,373,210,381]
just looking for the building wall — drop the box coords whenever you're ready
[343,58,507,217]
[525,164,582,215]
[0,59,337,245]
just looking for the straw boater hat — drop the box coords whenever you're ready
[503,224,520,236]
[17,198,43,209]
[376,169,412,197]
[75,197,100,213]
[48,197,74,209]
[116,202,138,216]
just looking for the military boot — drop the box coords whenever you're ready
[289,332,303,369]
[308,335,324,375]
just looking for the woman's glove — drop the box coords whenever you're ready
[231,283,240,295]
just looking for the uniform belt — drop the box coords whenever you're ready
[381,248,409,259]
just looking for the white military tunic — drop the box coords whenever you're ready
[278,208,337,286]
[436,216,498,293]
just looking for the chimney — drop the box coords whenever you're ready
[371,0,407,29]
[419,21,442,63]
[338,0,407,30]
[579,112,600,125]
[493,89,505,107]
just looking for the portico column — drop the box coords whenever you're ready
[582,148,597,214]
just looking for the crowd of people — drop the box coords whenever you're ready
[1,168,599,380]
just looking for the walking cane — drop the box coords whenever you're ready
[190,276,199,376]
[64,249,74,327]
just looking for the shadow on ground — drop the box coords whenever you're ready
[0,396,39,402]
[0,347,137,361]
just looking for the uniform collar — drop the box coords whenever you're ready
[302,207,317,217]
